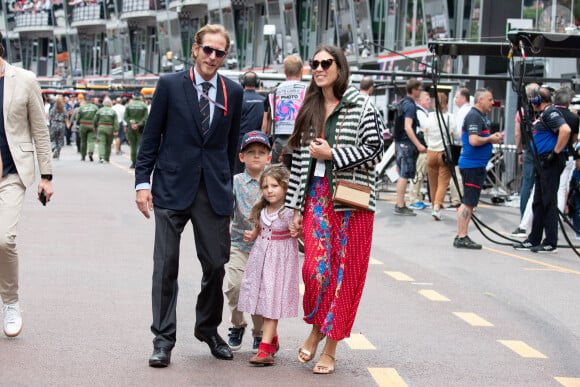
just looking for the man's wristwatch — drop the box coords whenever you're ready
[41,174,53,181]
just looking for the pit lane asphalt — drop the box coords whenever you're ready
[1,144,579,386]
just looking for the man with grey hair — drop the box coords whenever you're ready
[359,77,374,96]
[454,89,502,249]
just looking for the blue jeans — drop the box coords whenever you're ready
[520,150,534,219]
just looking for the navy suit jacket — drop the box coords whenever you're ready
[135,69,243,215]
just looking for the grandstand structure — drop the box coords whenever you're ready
[0,0,576,92]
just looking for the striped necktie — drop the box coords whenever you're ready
[200,82,212,136]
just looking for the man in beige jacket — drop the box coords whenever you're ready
[0,37,54,338]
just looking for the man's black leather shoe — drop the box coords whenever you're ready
[194,331,234,360]
[149,348,171,367]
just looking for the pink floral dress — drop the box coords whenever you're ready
[238,207,300,319]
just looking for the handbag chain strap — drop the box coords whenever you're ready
[334,97,370,187]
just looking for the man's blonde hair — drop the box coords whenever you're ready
[284,55,303,78]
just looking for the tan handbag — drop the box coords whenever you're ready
[331,97,371,210]
[332,179,371,210]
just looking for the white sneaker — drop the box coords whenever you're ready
[432,209,442,221]
[3,302,23,337]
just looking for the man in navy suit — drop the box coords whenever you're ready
[135,24,243,367]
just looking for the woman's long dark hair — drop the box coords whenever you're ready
[288,45,350,149]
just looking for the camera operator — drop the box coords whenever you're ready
[514,87,571,253]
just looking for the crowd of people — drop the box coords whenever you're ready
[389,77,579,251]
[1,22,579,380]
[44,91,149,166]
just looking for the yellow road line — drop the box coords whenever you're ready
[418,289,450,302]
[109,160,134,175]
[369,256,383,265]
[384,271,414,281]
[483,246,580,276]
[498,340,547,358]
[369,368,408,387]
[554,377,580,386]
[344,333,376,350]
[453,312,494,327]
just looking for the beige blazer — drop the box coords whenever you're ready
[2,61,51,187]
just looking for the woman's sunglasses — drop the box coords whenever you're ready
[309,58,334,70]
[200,45,227,58]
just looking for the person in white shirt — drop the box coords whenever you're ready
[111,97,126,155]
[425,92,460,220]
[454,87,471,130]
[359,77,374,96]
[449,87,471,207]
[408,91,431,209]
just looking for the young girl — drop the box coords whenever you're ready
[238,164,300,366]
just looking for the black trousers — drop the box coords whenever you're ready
[529,154,565,247]
[151,177,231,350]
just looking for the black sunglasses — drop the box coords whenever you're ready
[200,45,227,58]
[309,58,334,70]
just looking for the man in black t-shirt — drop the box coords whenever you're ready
[394,78,426,216]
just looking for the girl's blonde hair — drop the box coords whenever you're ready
[249,164,290,227]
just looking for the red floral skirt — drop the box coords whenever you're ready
[302,176,374,341]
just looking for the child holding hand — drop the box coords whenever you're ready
[238,164,300,365]
[225,131,272,352]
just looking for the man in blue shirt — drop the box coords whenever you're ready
[514,87,571,253]
[454,89,501,249]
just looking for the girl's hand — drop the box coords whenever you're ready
[309,138,332,160]
[290,210,303,238]
[243,228,259,242]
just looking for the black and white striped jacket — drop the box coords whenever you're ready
[285,86,384,212]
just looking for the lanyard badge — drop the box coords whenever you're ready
[190,67,228,116]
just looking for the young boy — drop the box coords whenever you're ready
[225,131,271,352]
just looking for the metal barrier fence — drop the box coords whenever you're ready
[484,144,521,199]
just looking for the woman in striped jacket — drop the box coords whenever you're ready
[286,45,384,374]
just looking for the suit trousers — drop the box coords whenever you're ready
[0,174,26,304]
[224,245,264,337]
[151,177,231,350]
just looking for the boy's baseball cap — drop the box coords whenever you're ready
[240,131,271,152]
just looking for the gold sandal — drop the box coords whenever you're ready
[313,352,335,374]
[297,330,325,363]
